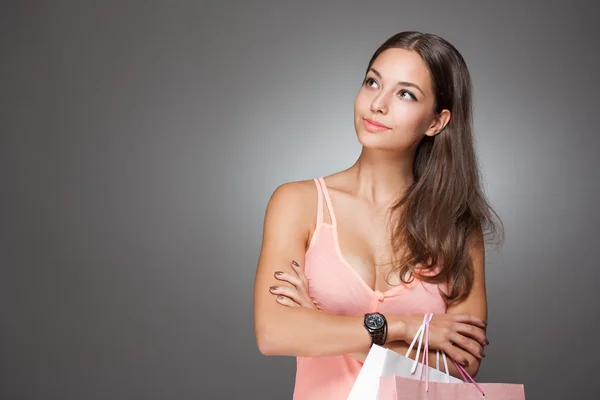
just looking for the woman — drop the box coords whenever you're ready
[253,31,502,399]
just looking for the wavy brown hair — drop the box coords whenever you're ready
[369,32,504,304]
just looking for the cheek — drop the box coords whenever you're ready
[392,105,419,124]
[391,106,430,133]
[353,93,370,125]
[354,92,370,113]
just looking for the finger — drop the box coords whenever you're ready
[443,343,475,368]
[270,286,312,308]
[450,313,487,329]
[449,332,484,359]
[275,294,299,307]
[274,271,303,287]
[309,296,322,311]
[274,271,308,296]
[291,260,309,285]
[453,322,488,346]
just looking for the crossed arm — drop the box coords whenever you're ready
[253,182,488,378]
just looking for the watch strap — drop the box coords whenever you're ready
[371,321,388,346]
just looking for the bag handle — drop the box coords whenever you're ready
[435,348,450,379]
[405,314,451,380]
[422,313,486,396]
[405,314,428,374]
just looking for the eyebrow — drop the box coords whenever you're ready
[369,68,425,97]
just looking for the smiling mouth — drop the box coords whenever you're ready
[363,118,391,131]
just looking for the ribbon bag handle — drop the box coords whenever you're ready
[404,314,428,374]
[404,314,452,382]
[435,349,450,381]
[421,313,486,396]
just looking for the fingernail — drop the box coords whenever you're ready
[277,295,284,300]
[291,260,299,267]
[463,360,469,367]
[269,286,278,291]
[274,271,283,276]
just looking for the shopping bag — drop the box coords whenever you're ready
[347,315,461,400]
[379,375,526,400]
[378,313,526,399]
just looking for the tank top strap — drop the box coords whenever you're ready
[312,178,324,226]
[317,177,338,226]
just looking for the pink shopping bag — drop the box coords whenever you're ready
[379,313,525,399]
[379,375,526,399]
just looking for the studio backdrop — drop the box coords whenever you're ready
[1,1,598,399]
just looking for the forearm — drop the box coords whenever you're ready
[256,305,414,358]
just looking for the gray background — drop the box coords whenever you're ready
[1,1,598,399]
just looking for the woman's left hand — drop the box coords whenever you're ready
[269,260,320,310]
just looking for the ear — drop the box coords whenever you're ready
[424,109,451,137]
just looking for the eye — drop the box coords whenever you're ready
[364,77,378,88]
[398,89,417,101]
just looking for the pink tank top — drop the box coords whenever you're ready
[292,177,448,400]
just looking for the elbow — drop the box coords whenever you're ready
[256,326,307,357]
[466,359,481,379]
[256,334,277,356]
[255,325,285,356]
[255,308,315,357]
[452,357,480,380]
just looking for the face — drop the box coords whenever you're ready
[353,48,450,152]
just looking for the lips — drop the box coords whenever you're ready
[363,118,390,129]
[362,117,391,132]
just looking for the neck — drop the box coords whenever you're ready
[347,147,415,207]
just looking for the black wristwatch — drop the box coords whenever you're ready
[364,312,388,347]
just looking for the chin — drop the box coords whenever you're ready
[356,129,417,153]
[356,130,392,150]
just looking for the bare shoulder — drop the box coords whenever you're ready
[266,179,318,216]
[268,179,316,203]
[262,179,319,240]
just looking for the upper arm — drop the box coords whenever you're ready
[253,181,313,347]
[446,227,487,321]
[445,228,487,375]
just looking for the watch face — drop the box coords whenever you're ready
[365,313,384,330]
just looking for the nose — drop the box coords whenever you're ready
[370,91,389,115]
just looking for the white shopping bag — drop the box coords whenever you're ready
[347,315,462,400]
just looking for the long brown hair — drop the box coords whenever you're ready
[369,31,504,304]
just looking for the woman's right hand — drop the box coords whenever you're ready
[406,313,488,367]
